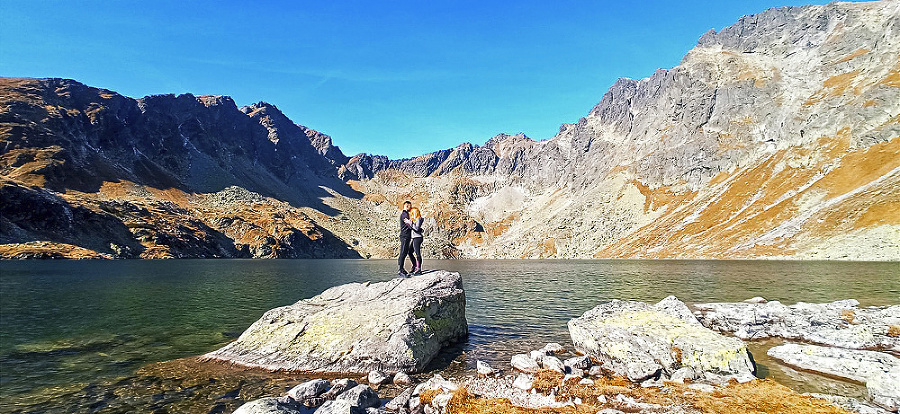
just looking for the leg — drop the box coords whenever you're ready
[398,237,411,274]
[406,238,416,270]
[411,237,423,274]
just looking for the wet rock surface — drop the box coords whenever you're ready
[204,271,467,374]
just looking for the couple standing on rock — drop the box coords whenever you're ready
[398,200,425,276]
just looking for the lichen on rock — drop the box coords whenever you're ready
[568,296,755,382]
[203,270,467,374]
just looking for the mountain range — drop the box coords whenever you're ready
[1,0,898,260]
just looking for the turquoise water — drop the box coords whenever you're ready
[1,259,898,412]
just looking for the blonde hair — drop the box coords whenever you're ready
[409,207,422,221]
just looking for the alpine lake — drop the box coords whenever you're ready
[1,259,898,413]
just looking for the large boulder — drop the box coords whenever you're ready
[694,300,900,352]
[767,343,899,383]
[568,296,755,382]
[204,271,467,373]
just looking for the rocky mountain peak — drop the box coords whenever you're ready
[2,1,897,261]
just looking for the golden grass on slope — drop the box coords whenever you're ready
[804,70,862,105]
[595,131,899,259]
[832,48,870,65]
[0,241,111,259]
[881,59,900,87]
[439,373,852,414]
[630,179,698,214]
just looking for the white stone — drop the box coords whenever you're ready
[768,343,899,383]
[368,370,391,388]
[511,353,541,373]
[867,367,900,412]
[541,355,565,373]
[513,373,533,390]
[476,360,496,376]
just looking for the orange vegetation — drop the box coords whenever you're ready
[0,241,110,259]
[538,237,557,257]
[882,59,900,87]
[486,213,520,238]
[630,179,698,213]
[440,372,851,414]
[840,309,856,323]
[596,132,900,259]
[804,70,862,105]
[832,48,870,65]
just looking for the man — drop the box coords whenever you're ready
[397,201,413,275]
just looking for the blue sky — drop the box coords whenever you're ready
[0,0,859,159]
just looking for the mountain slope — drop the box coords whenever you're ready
[331,0,900,260]
[1,0,897,260]
[0,78,360,258]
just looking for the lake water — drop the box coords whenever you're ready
[1,259,898,413]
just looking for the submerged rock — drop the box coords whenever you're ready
[204,271,467,373]
[476,360,497,377]
[767,343,899,383]
[286,379,330,402]
[510,353,540,373]
[694,300,900,351]
[568,296,755,382]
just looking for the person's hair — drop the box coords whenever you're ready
[403,200,412,206]
[409,207,421,221]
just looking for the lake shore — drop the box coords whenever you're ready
[218,273,898,414]
[2,260,897,413]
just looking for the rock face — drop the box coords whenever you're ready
[568,296,755,382]
[0,78,361,259]
[694,299,900,351]
[329,0,900,261]
[767,343,899,383]
[204,271,467,374]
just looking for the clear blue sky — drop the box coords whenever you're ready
[0,0,860,159]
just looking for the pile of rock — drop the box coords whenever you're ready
[234,378,382,414]
[695,297,900,412]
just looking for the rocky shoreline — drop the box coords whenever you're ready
[213,271,899,414]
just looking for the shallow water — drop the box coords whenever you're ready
[1,259,898,412]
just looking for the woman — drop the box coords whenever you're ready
[407,207,424,275]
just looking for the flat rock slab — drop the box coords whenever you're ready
[867,367,900,412]
[204,271,467,374]
[568,296,754,382]
[693,299,900,351]
[767,343,899,383]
